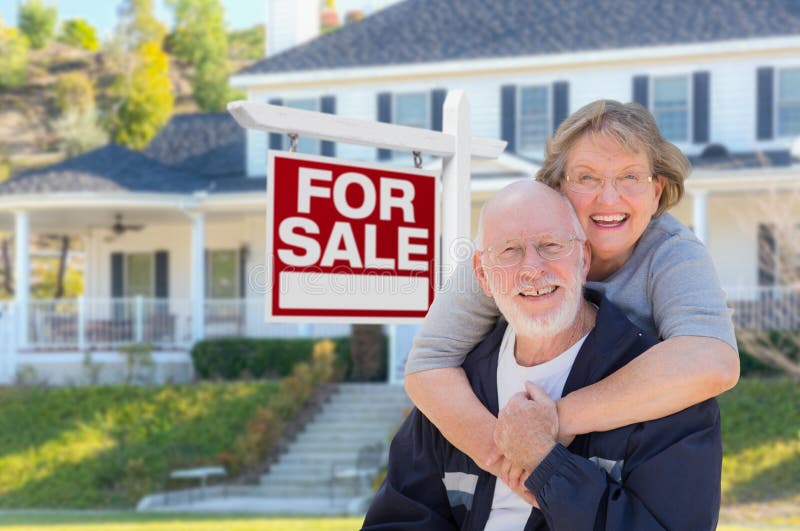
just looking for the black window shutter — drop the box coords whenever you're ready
[501,85,517,153]
[633,75,649,108]
[692,71,710,144]
[756,67,774,141]
[758,223,776,286]
[111,252,124,298]
[552,81,569,134]
[431,89,447,132]
[268,98,283,150]
[320,96,336,157]
[377,92,392,160]
[154,251,168,298]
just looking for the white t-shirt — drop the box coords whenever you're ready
[483,326,588,531]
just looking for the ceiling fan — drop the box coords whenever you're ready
[110,213,144,235]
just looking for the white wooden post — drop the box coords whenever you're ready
[77,296,86,351]
[14,211,29,349]
[692,189,709,244]
[191,212,206,342]
[440,90,472,287]
[135,295,144,342]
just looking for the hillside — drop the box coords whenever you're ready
[0,31,261,180]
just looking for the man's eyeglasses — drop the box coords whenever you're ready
[480,232,581,267]
[563,173,653,195]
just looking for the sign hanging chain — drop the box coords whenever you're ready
[413,151,423,169]
[288,134,298,153]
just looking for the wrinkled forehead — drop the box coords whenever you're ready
[482,192,573,245]
[566,130,652,170]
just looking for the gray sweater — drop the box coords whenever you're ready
[405,213,737,374]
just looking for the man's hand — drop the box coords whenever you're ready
[494,381,559,473]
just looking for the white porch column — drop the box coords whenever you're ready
[14,211,30,349]
[692,190,709,245]
[191,212,205,342]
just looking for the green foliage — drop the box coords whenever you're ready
[191,336,354,380]
[736,328,799,377]
[59,18,100,51]
[719,378,800,504]
[228,25,264,61]
[53,72,95,115]
[109,42,174,150]
[0,18,29,89]
[18,0,58,50]
[54,107,108,156]
[117,343,156,385]
[167,0,232,111]
[116,0,167,51]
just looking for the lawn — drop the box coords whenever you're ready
[0,513,796,530]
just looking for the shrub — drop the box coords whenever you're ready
[191,337,359,380]
[59,18,99,51]
[0,19,29,89]
[53,72,95,115]
[736,329,796,377]
[18,0,58,50]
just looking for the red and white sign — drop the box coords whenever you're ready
[266,151,439,322]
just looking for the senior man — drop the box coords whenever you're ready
[361,180,721,530]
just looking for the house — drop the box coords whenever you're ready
[1,0,799,384]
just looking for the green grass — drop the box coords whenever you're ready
[0,383,280,508]
[719,378,800,505]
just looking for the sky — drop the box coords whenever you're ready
[0,0,399,37]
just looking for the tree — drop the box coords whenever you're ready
[732,187,800,378]
[0,17,29,89]
[228,25,264,61]
[18,0,58,49]
[116,0,167,51]
[109,42,174,150]
[350,324,386,380]
[54,72,95,115]
[167,0,233,111]
[55,107,108,156]
[59,18,100,51]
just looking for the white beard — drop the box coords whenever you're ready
[490,254,584,341]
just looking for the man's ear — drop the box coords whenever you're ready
[473,252,494,297]
[580,240,592,283]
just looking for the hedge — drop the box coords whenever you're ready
[190,336,387,382]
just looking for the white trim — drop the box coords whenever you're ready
[231,36,800,89]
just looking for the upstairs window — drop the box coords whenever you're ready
[518,85,550,155]
[393,92,429,158]
[653,76,689,142]
[777,68,800,137]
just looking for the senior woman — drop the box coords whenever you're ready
[404,99,740,487]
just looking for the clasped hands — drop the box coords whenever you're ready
[488,381,570,508]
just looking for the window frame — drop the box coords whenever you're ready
[516,84,551,157]
[651,74,691,143]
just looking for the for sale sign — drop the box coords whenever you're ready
[266,151,439,322]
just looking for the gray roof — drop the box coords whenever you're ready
[0,144,209,196]
[143,113,246,179]
[239,0,800,75]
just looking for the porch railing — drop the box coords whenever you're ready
[725,285,800,330]
[18,297,351,351]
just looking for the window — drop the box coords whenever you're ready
[285,99,320,153]
[391,92,428,159]
[653,76,689,142]
[206,250,238,299]
[126,253,153,297]
[777,68,800,137]
[518,85,550,155]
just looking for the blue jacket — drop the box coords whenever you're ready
[362,291,722,530]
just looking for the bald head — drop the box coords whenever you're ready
[475,180,583,250]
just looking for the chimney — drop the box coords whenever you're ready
[265,0,320,57]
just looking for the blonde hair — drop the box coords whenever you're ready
[536,100,690,217]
